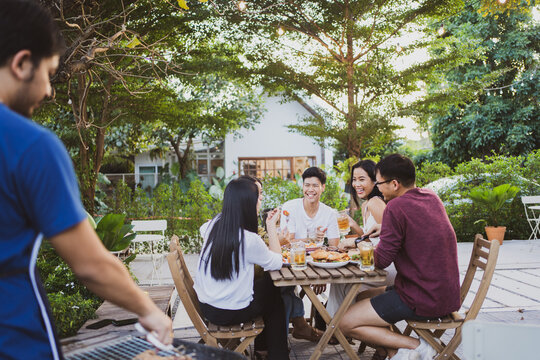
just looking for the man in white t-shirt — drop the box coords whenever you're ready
[279,167,340,342]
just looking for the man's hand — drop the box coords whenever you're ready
[139,308,173,345]
[315,226,327,243]
[365,224,381,238]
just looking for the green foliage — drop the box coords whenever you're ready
[208,166,235,201]
[469,184,520,226]
[261,176,303,210]
[95,214,136,252]
[48,291,99,338]
[422,2,539,165]
[416,161,454,187]
[37,244,101,338]
[430,152,540,241]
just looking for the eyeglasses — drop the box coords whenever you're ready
[374,179,395,186]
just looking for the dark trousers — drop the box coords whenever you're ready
[199,272,289,360]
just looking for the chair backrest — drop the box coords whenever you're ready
[131,220,167,243]
[459,234,500,321]
[167,236,208,337]
[521,195,540,205]
[131,219,167,232]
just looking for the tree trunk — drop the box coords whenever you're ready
[169,135,193,178]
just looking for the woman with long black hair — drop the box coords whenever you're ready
[194,178,288,360]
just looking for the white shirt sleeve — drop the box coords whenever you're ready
[245,232,283,271]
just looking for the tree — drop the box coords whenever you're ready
[35,0,258,211]
[188,0,468,158]
[422,3,539,166]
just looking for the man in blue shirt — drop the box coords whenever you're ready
[0,1,172,359]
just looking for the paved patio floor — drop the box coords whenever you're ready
[131,239,540,359]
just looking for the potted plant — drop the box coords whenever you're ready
[469,183,520,244]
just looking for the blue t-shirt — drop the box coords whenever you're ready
[0,104,87,359]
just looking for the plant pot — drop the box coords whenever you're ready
[485,226,506,245]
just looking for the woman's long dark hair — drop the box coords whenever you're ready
[350,160,384,209]
[200,178,259,280]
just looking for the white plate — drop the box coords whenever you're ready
[309,260,349,268]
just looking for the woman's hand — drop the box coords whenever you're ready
[338,237,356,251]
[266,208,280,229]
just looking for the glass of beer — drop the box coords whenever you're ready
[358,241,374,271]
[290,241,307,271]
[337,210,350,235]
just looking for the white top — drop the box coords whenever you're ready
[194,219,282,310]
[363,213,380,246]
[280,198,339,240]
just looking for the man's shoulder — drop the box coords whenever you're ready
[1,106,58,150]
[282,198,302,209]
[318,201,335,215]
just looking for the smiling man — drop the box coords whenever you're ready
[0,1,171,359]
[339,154,460,360]
[279,167,340,342]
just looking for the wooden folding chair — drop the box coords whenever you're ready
[167,235,264,354]
[404,234,500,360]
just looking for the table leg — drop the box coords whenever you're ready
[302,283,361,360]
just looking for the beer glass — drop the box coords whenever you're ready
[337,210,350,235]
[290,241,307,270]
[358,241,374,271]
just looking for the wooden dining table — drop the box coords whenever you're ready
[270,262,387,360]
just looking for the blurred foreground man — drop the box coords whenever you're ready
[0,1,172,359]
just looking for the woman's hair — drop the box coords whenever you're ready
[350,160,384,209]
[200,178,259,280]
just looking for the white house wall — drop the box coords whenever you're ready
[224,96,333,177]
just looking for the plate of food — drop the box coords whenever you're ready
[305,241,323,252]
[309,249,350,268]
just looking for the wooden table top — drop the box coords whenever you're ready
[269,263,387,286]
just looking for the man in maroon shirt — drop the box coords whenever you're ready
[340,154,460,360]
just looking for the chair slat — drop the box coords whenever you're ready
[402,234,499,360]
[167,236,264,353]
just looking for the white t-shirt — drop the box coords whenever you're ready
[194,218,282,310]
[280,198,339,240]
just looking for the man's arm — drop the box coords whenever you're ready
[49,220,172,343]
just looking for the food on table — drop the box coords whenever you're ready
[282,249,290,263]
[347,249,361,261]
[133,349,192,359]
[311,249,350,262]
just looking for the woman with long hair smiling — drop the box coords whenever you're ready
[194,178,288,360]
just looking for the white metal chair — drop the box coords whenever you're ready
[131,219,167,285]
[521,196,540,240]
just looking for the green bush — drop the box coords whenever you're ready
[416,161,454,187]
[37,244,101,338]
[48,291,99,338]
[430,153,540,241]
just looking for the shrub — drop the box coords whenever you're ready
[48,291,99,338]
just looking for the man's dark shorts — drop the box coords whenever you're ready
[370,286,435,324]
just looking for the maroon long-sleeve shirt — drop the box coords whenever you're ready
[375,188,460,317]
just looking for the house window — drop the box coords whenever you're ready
[138,165,163,189]
[194,142,225,183]
[238,157,316,180]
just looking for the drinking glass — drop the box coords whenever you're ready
[358,241,374,271]
[337,210,350,235]
[290,241,307,270]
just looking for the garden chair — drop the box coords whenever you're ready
[403,234,500,360]
[167,235,264,354]
[131,219,167,285]
[521,196,540,240]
